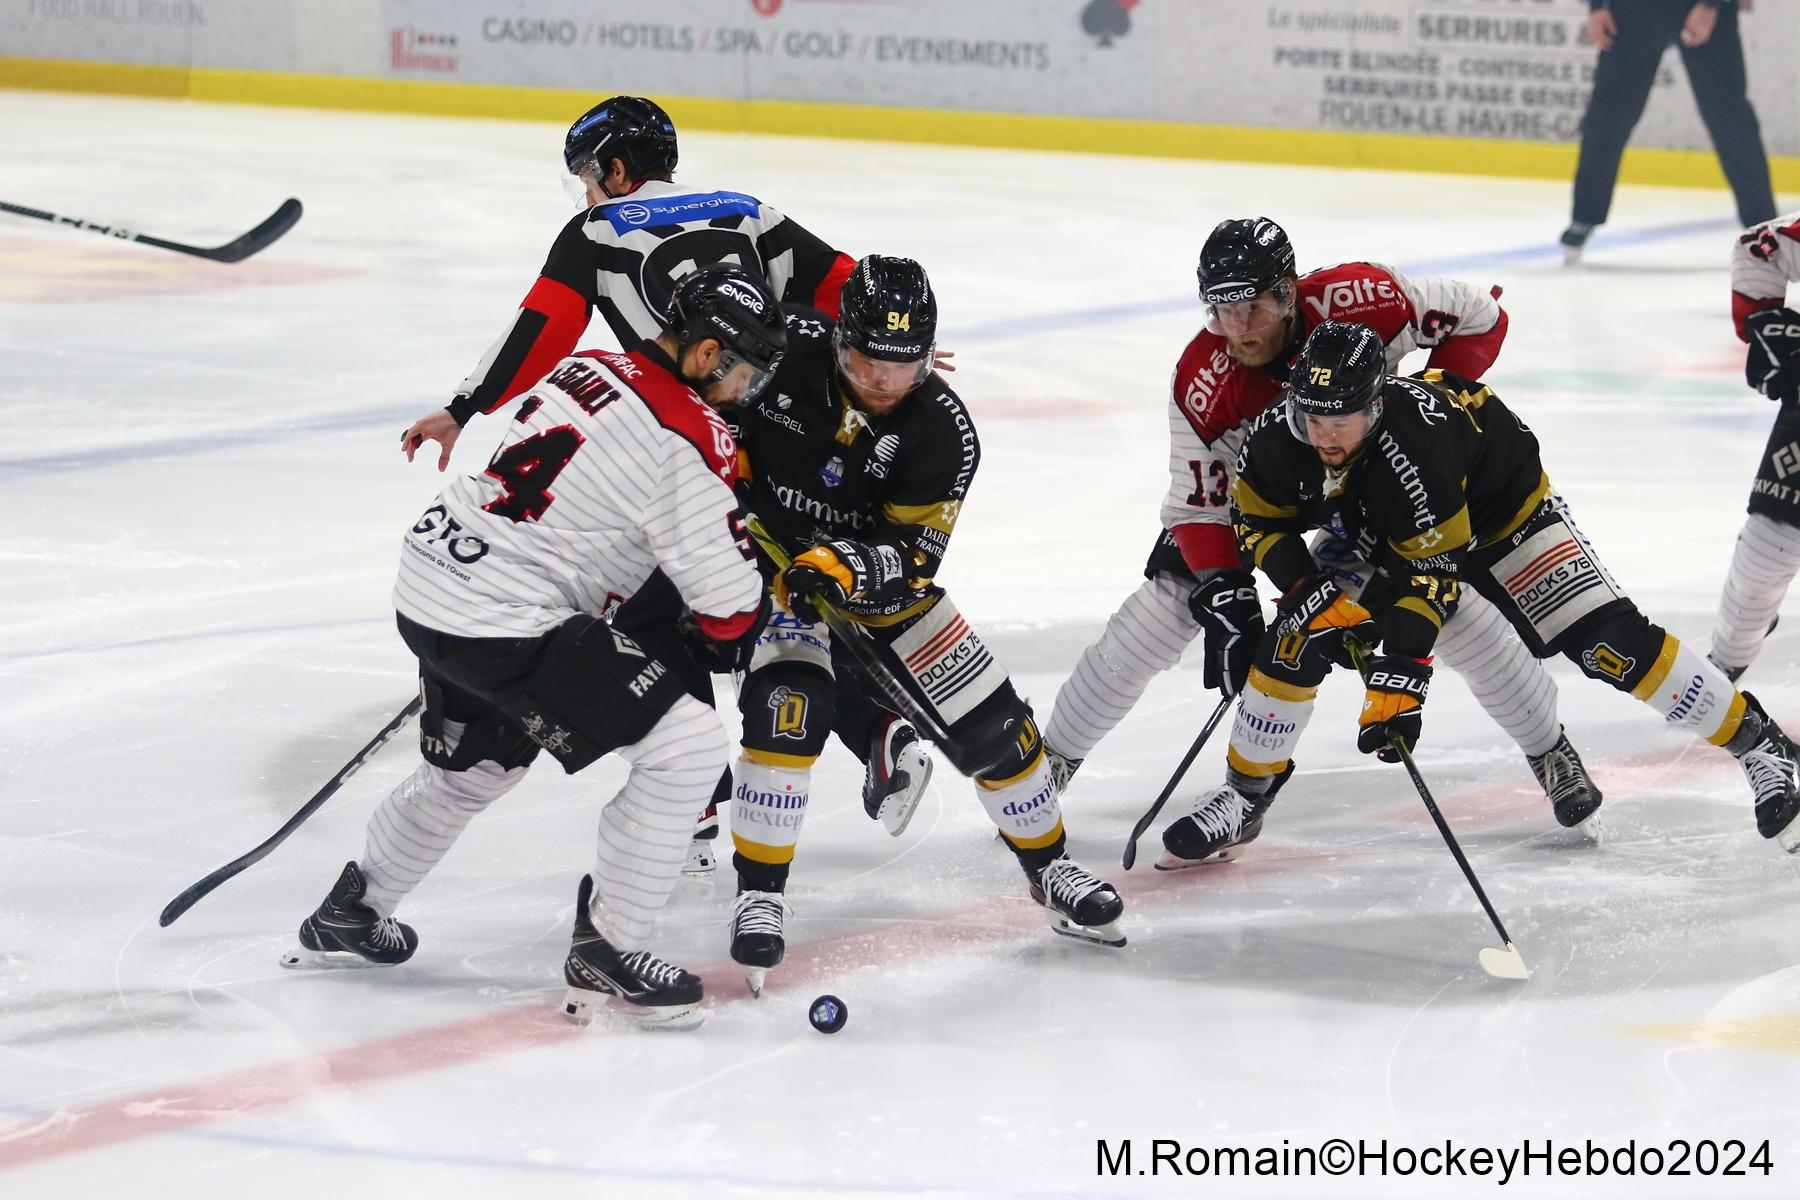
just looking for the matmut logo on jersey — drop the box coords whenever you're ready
[602,191,763,235]
[1303,276,1399,322]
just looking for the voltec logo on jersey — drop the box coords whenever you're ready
[1303,277,1399,321]
[389,26,459,73]
[1180,344,1235,427]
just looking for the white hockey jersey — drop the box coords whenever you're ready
[396,346,762,639]
[1159,260,1507,575]
[1732,212,1800,339]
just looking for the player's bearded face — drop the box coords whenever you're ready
[1209,280,1296,367]
[837,345,929,414]
[1303,411,1373,465]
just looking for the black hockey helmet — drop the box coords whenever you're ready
[666,263,787,401]
[564,96,678,181]
[834,255,937,395]
[1197,217,1296,304]
[1285,320,1387,442]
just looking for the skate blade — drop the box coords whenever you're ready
[1562,245,1583,266]
[1048,916,1127,948]
[878,753,933,838]
[1151,846,1235,872]
[682,842,718,877]
[743,966,767,997]
[1575,810,1605,846]
[278,945,393,971]
[560,986,705,1031]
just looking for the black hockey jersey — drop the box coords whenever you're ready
[1233,369,1549,654]
[735,310,980,625]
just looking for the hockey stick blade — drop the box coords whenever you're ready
[1121,692,1232,871]
[0,197,302,264]
[1478,943,1531,981]
[158,694,421,927]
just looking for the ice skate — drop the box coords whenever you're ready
[863,716,933,837]
[280,861,418,969]
[1028,854,1125,947]
[1738,694,1800,852]
[1155,766,1288,870]
[561,875,703,1029]
[1527,728,1604,843]
[1045,745,1082,797]
[684,798,719,877]
[729,888,791,996]
[1559,222,1592,265]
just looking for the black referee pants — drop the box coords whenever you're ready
[1571,0,1775,230]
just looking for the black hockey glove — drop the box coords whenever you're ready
[681,595,772,674]
[1357,654,1432,763]
[1745,307,1800,404]
[1273,573,1380,670]
[781,538,903,623]
[1187,569,1264,698]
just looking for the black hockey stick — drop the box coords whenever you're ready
[0,197,302,263]
[744,514,956,747]
[158,695,422,927]
[1121,692,1232,870]
[1345,638,1529,981]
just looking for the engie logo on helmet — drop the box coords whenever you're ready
[720,281,765,313]
[1207,283,1259,303]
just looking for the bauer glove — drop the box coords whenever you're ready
[1357,654,1432,763]
[780,539,894,623]
[1188,569,1264,697]
[1273,573,1379,671]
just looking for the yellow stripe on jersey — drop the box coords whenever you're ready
[1233,476,1301,520]
[1707,690,1750,747]
[1245,668,1320,705]
[1630,633,1682,701]
[1393,505,1472,560]
[744,746,818,770]
[885,498,962,536]
[1483,472,1553,547]
[1227,746,1289,778]
[1001,819,1066,851]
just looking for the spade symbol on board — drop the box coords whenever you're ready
[1080,0,1138,47]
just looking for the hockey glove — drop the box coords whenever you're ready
[1357,654,1432,763]
[780,539,886,623]
[1188,569,1264,697]
[1745,307,1800,404]
[681,594,773,674]
[1273,574,1379,670]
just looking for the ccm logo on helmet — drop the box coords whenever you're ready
[719,281,766,313]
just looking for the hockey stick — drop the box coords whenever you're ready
[1121,692,1232,870]
[0,197,302,264]
[158,695,422,927]
[743,514,955,747]
[1345,638,1529,981]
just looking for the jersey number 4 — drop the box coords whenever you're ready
[482,425,586,523]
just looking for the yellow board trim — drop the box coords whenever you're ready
[1706,690,1749,748]
[1630,633,1682,702]
[1227,746,1288,779]
[1246,667,1319,706]
[743,746,816,770]
[6,58,1800,189]
[731,834,796,866]
[1001,818,1064,852]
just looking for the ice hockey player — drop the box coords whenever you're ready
[283,264,786,1028]
[722,255,1126,991]
[394,94,921,875]
[1169,319,1800,868]
[1709,212,1800,681]
[1041,217,1603,845]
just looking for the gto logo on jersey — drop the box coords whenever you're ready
[768,686,808,740]
[1303,277,1398,321]
[411,505,490,564]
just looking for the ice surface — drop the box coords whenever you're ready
[2,90,1797,1197]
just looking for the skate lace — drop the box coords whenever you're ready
[731,891,789,937]
[1743,737,1799,807]
[620,949,686,989]
[369,917,408,952]
[1532,746,1584,805]
[1039,857,1105,908]
[1046,749,1080,795]
[1185,786,1248,843]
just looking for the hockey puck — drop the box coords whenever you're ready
[808,994,847,1034]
